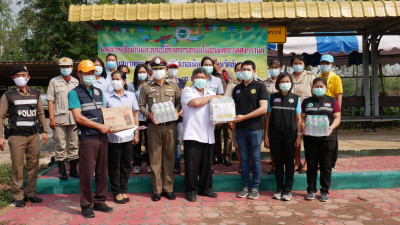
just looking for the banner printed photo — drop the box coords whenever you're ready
[97,22,268,84]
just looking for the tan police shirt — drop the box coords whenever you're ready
[0,87,48,138]
[46,75,79,125]
[139,79,182,119]
[264,78,278,98]
[216,69,235,93]
[290,71,315,102]
[224,78,242,97]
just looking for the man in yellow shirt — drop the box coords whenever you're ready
[319,54,343,173]
[319,54,343,107]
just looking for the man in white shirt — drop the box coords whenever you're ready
[181,67,222,202]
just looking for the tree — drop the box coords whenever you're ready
[17,0,98,61]
[0,0,13,60]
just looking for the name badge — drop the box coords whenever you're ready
[324,103,332,107]
[274,98,281,102]
[236,90,241,94]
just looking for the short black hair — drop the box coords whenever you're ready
[192,67,207,78]
[269,59,282,67]
[241,60,256,70]
[117,64,130,73]
[201,56,213,66]
[290,54,306,66]
[275,73,293,92]
[312,77,327,87]
[106,53,117,61]
[234,62,243,71]
[111,70,127,90]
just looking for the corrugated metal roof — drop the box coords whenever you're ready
[68,1,400,22]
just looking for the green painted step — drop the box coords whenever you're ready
[34,170,400,195]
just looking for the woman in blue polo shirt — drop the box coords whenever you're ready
[104,70,140,204]
[264,73,302,201]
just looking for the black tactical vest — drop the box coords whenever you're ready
[6,88,40,136]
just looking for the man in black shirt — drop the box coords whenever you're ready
[231,60,268,200]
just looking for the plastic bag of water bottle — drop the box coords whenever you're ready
[210,96,236,125]
[151,101,177,124]
[305,115,330,137]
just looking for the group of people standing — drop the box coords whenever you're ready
[0,52,343,218]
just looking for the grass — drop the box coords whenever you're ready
[0,163,49,209]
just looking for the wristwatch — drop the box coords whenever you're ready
[297,132,303,136]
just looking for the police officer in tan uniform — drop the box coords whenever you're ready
[139,56,181,202]
[46,57,80,180]
[0,64,48,208]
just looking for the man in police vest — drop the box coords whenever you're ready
[0,64,48,208]
[47,57,79,180]
[68,60,112,218]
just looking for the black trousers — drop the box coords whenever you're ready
[270,138,296,193]
[108,141,133,195]
[214,124,232,161]
[304,140,335,194]
[331,140,339,168]
[184,140,214,196]
[133,121,149,167]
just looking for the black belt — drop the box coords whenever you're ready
[148,120,175,126]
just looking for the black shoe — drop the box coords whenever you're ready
[124,197,130,203]
[24,195,43,203]
[162,192,176,200]
[151,194,161,202]
[81,206,95,218]
[113,196,125,204]
[93,203,113,213]
[212,158,218,165]
[15,200,25,208]
[173,163,181,174]
[69,159,79,178]
[267,169,275,175]
[186,194,197,202]
[299,170,307,174]
[199,192,218,198]
[223,160,232,166]
[217,156,224,164]
[57,161,68,180]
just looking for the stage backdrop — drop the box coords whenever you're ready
[97,22,268,84]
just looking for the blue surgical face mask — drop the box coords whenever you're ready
[313,88,326,97]
[95,66,103,76]
[279,83,292,92]
[203,66,213,75]
[138,72,147,81]
[236,72,242,80]
[320,65,332,73]
[269,69,280,77]
[106,61,117,69]
[241,71,253,81]
[293,65,304,73]
[60,68,72,76]
[194,78,207,89]
[83,75,96,86]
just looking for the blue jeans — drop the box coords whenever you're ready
[175,122,183,164]
[235,129,263,190]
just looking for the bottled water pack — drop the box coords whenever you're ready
[305,115,330,137]
[151,101,177,124]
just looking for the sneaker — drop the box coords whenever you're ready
[92,203,113,213]
[305,192,316,200]
[281,192,292,201]
[81,206,95,218]
[236,188,249,198]
[147,166,151,173]
[272,190,282,200]
[320,192,329,202]
[248,189,259,200]
[331,167,336,172]
[133,166,141,174]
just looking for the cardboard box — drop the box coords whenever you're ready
[101,106,135,133]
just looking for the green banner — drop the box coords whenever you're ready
[97,22,268,83]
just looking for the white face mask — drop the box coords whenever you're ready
[153,69,166,80]
[14,77,29,87]
[168,68,178,78]
[95,66,103,76]
[111,80,124,91]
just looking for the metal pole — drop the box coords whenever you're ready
[277,44,283,62]
[362,34,371,117]
[370,34,380,116]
